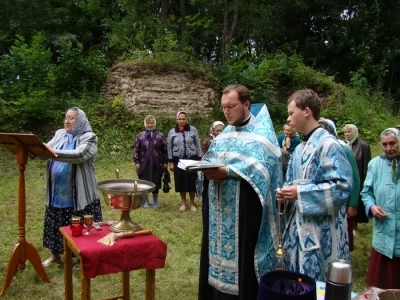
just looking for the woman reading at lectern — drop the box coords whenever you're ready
[41,107,103,267]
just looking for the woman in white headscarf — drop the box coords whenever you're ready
[133,115,168,207]
[201,121,224,154]
[200,121,225,221]
[343,123,371,233]
[361,128,400,289]
[42,107,102,266]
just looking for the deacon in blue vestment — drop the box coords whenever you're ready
[198,84,282,300]
[277,89,352,282]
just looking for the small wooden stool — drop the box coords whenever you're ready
[60,226,167,300]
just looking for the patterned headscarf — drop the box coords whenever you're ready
[343,124,358,148]
[144,115,157,128]
[176,111,188,118]
[379,128,400,181]
[176,111,188,132]
[144,115,156,140]
[209,121,224,138]
[319,118,337,137]
[69,107,92,136]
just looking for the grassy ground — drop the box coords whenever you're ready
[0,151,202,299]
[0,145,377,299]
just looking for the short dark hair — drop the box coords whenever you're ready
[222,84,251,103]
[287,89,321,121]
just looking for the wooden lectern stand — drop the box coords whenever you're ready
[0,133,56,296]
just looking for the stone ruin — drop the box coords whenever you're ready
[101,61,220,117]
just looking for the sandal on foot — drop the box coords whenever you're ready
[42,258,60,267]
[190,205,197,212]
[179,205,187,211]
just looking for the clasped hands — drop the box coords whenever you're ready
[276,186,298,202]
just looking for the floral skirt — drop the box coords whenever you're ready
[43,199,103,255]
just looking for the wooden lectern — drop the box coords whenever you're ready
[0,133,56,296]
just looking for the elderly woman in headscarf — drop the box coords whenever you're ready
[361,128,400,289]
[343,124,371,234]
[42,107,103,266]
[167,111,202,211]
[133,115,168,208]
[319,118,360,252]
[201,121,224,154]
[200,121,225,221]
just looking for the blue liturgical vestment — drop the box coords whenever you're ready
[201,103,282,296]
[283,127,352,282]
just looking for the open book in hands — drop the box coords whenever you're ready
[177,159,225,172]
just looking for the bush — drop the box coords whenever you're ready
[323,73,397,143]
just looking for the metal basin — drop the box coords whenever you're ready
[97,179,155,211]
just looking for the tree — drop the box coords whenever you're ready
[180,0,187,48]
[161,0,168,27]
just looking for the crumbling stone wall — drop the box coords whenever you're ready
[101,61,220,116]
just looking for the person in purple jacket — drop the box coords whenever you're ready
[133,115,168,207]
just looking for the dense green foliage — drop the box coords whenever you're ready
[0,0,399,152]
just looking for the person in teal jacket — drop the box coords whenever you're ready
[361,127,400,289]
[277,124,301,176]
[319,118,360,251]
[277,124,301,154]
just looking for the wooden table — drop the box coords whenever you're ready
[60,225,167,300]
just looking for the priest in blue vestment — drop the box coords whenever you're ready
[199,84,282,300]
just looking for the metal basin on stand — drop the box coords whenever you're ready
[97,178,155,232]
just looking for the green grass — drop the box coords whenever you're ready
[0,151,202,299]
[0,144,379,299]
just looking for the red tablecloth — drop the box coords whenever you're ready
[61,225,167,279]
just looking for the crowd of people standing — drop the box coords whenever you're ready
[37,85,399,298]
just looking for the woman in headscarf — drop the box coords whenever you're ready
[201,121,224,154]
[343,124,371,234]
[200,121,224,222]
[361,128,400,289]
[133,115,168,207]
[42,107,103,266]
[167,111,202,211]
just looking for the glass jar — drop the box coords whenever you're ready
[70,216,83,237]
